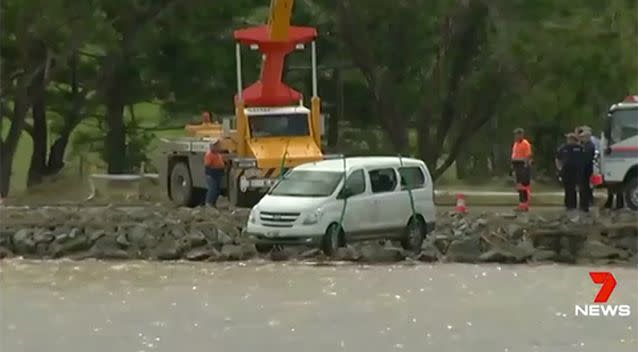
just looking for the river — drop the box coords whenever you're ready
[1,260,636,352]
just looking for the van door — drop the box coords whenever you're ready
[398,164,430,223]
[368,168,404,234]
[338,169,373,236]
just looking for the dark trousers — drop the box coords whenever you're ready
[205,169,223,206]
[513,162,531,203]
[583,165,593,206]
[562,168,588,211]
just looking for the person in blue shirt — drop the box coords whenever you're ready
[579,130,596,206]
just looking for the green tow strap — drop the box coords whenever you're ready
[336,155,348,233]
[398,154,417,222]
[278,141,290,180]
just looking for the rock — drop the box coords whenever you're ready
[89,235,128,259]
[531,249,558,262]
[221,244,253,261]
[12,229,35,254]
[126,225,148,245]
[152,237,182,260]
[185,230,207,248]
[116,232,130,247]
[299,248,321,259]
[416,244,441,262]
[334,245,361,261]
[88,230,106,243]
[445,237,481,263]
[433,234,451,253]
[609,235,638,252]
[185,247,220,261]
[217,230,234,245]
[50,234,90,257]
[33,230,55,244]
[504,224,524,239]
[359,243,405,262]
[578,240,627,260]
[0,246,13,259]
[479,245,528,263]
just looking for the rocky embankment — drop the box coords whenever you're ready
[0,206,636,265]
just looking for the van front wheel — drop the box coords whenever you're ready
[401,217,425,253]
[321,223,342,257]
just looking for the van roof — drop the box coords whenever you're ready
[294,156,425,172]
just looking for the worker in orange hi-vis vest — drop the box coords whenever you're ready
[511,128,533,211]
[204,140,225,207]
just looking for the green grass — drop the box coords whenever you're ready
[3,102,177,196]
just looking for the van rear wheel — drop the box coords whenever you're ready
[401,217,425,253]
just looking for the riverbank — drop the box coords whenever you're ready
[0,206,636,265]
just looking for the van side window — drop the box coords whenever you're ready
[399,166,425,190]
[344,169,366,196]
[369,168,398,193]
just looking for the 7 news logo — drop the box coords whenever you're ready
[575,272,631,317]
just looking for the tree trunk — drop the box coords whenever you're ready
[0,94,30,197]
[27,67,48,187]
[47,51,84,174]
[105,86,127,174]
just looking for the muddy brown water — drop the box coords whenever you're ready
[1,261,637,352]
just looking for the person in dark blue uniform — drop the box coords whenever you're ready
[579,130,596,206]
[555,133,588,211]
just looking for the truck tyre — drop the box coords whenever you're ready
[228,171,253,208]
[400,217,425,253]
[169,162,196,207]
[624,177,638,210]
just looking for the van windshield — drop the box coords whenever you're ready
[269,170,343,197]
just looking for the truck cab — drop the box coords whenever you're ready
[600,95,638,209]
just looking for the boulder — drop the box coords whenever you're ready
[185,230,207,248]
[418,241,442,262]
[151,237,183,260]
[12,229,35,254]
[445,237,481,263]
[531,249,558,262]
[33,230,55,245]
[334,245,361,261]
[185,246,220,261]
[90,235,129,259]
[358,243,405,262]
[0,246,13,259]
[578,240,627,260]
[50,233,90,257]
[220,244,254,261]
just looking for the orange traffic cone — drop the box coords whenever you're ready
[455,193,468,213]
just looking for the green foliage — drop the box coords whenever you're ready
[1,0,637,193]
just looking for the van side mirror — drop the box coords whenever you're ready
[338,186,353,199]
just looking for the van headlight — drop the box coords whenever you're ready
[302,208,323,225]
[249,207,260,224]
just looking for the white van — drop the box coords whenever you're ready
[244,156,436,255]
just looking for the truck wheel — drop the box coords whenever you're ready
[229,173,253,208]
[624,177,638,210]
[169,162,195,207]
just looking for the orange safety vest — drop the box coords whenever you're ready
[511,139,532,161]
[204,150,224,169]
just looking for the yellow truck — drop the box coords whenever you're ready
[158,0,339,207]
